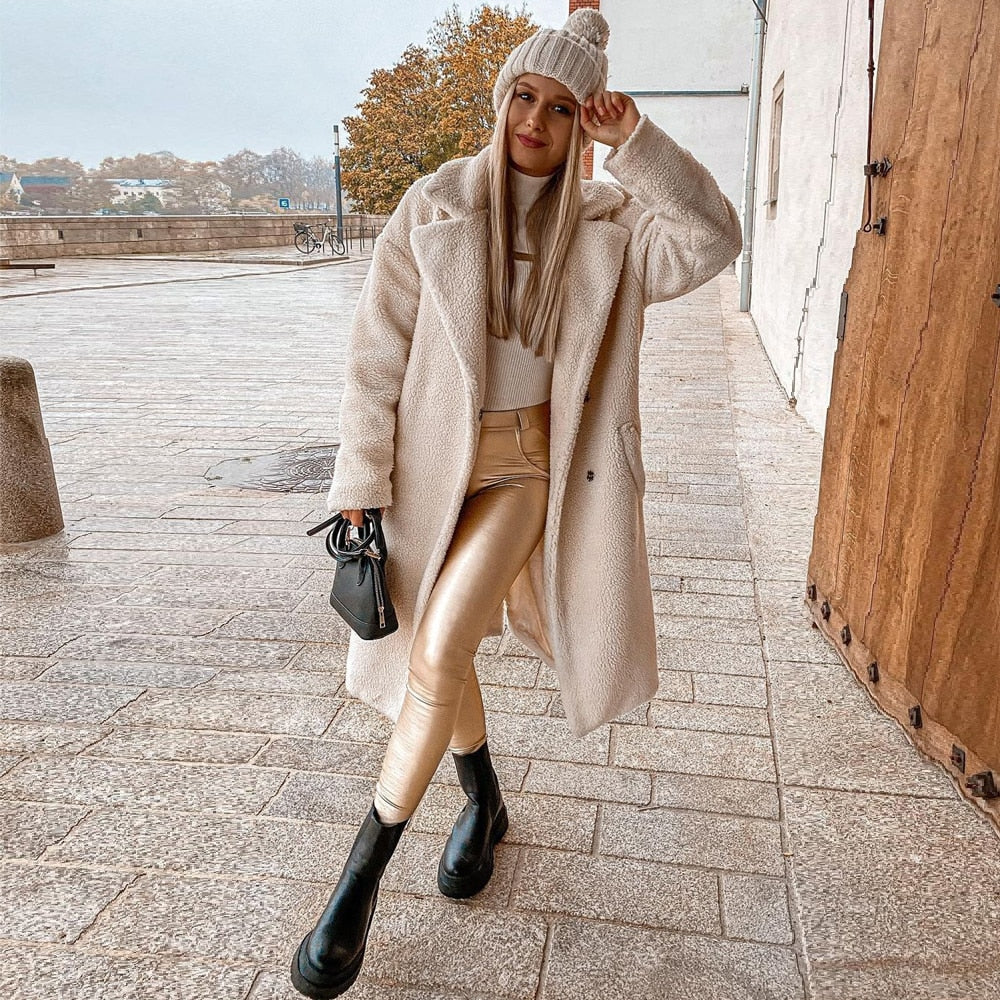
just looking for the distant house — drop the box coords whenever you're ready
[19,175,73,206]
[106,178,177,206]
[0,171,24,203]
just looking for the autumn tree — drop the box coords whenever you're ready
[342,44,446,214]
[431,4,536,156]
[341,4,537,213]
[96,152,179,179]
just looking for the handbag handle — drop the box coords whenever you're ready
[306,509,383,563]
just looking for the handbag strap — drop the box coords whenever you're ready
[306,509,384,564]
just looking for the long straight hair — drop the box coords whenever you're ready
[486,81,585,363]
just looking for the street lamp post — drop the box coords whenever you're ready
[333,125,344,244]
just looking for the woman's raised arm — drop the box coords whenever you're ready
[603,114,743,308]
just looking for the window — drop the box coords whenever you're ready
[768,75,784,207]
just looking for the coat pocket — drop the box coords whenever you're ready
[617,422,646,496]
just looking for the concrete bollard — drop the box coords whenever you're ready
[0,356,64,543]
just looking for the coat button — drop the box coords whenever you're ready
[586,470,595,481]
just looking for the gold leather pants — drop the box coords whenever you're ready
[373,400,551,824]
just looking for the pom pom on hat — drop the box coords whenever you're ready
[492,9,611,114]
[568,8,610,49]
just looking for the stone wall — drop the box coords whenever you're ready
[0,214,387,260]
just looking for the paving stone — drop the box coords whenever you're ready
[601,801,784,875]
[0,801,88,860]
[657,638,765,676]
[534,662,559,690]
[324,700,394,743]
[652,591,758,620]
[145,564,313,589]
[3,604,235,638]
[410,783,596,852]
[206,667,342,696]
[46,806,363,882]
[655,669,694,701]
[264,771,377,826]
[0,681,145,723]
[512,848,720,932]
[682,576,756,596]
[85,727,267,763]
[0,864,134,943]
[647,556,752,581]
[541,917,804,999]
[81,871,325,965]
[647,697,771,736]
[0,656,52,679]
[655,614,760,645]
[547,691,647,725]
[484,711,610,765]
[285,641,349,673]
[40,659,219,688]
[111,688,340,736]
[720,872,794,943]
[254,735,383,776]
[784,787,1000,965]
[479,684,552,715]
[388,827,517,907]
[0,944,254,1000]
[55,633,301,668]
[362,893,547,999]
[769,660,955,797]
[805,965,1000,1000]
[212,609,350,643]
[693,672,769,708]
[613,724,776,782]
[522,759,651,804]
[251,972,511,1000]
[0,721,109,754]
[0,628,83,656]
[652,772,781,820]
[0,756,285,814]
[110,584,304,611]
[763,626,841,664]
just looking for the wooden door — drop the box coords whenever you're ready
[807,0,1000,822]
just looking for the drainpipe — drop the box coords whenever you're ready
[740,0,767,312]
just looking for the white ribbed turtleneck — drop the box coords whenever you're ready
[482,167,556,411]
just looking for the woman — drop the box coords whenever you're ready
[291,10,743,998]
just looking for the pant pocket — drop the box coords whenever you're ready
[514,424,550,476]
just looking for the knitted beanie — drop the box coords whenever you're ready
[492,9,610,113]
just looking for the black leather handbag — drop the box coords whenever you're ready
[306,508,398,640]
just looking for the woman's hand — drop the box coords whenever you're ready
[340,508,385,528]
[580,91,640,149]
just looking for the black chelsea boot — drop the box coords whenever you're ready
[437,739,509,898]
[291,801,408,999]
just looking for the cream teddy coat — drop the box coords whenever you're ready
[326,114,743,737]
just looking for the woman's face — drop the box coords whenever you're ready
[506,73,578,176]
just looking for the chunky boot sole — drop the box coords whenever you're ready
[290,926,367,1000]
[437,804,509,899]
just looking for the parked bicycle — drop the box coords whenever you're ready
[293,220,347,256]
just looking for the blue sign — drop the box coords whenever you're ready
[278,198,290,209]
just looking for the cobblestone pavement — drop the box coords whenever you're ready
[2,257,998,1000]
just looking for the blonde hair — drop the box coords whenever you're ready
[486,81,584,363]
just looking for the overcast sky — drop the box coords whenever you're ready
[0,0,569,167]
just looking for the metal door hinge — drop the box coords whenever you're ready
[966,771,999,799]
[864,157,892,177]
[836,290,848,342]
